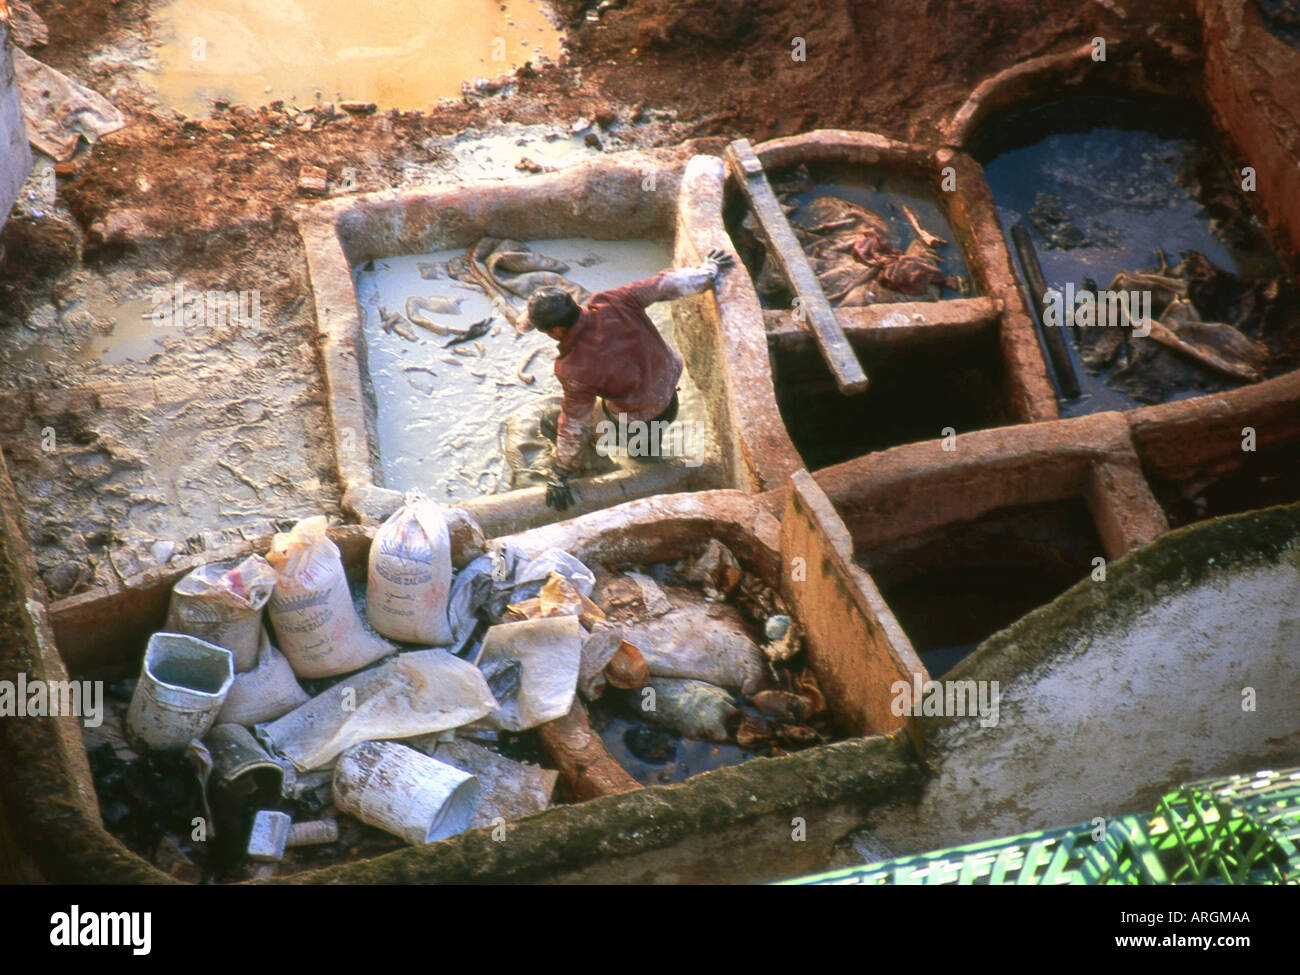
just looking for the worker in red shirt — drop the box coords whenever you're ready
[519,248,734,511]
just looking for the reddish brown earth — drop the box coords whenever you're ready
[4,0,1205,304]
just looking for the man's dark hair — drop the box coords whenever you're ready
[527,287,580,333]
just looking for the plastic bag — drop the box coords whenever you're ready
[445,544,527,653]
[445,545,596,654]
[266,516,392,679]
[619,599,768,696]
[512,549,596,601]
[258,649,499,771]
[474,616,582,731]
[165,555,277,673]
[217,628,310,726]
[367,495,454,645]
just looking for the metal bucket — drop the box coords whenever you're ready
[333,740,479,844]
[126,633,235,751]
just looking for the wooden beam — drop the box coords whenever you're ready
[1010,223,1081,399]
[725,138,869,394]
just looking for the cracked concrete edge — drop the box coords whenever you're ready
[941,43,1101,150]
[763,296,1002,353]
[935,148,1060,422]
[0,449,174,883]
[939,39,1201,151]
[275,733,922,885]
[780,470,927,746]
[674,152,797,493]
[791,410,1155,555]
[1126,370,1300,482]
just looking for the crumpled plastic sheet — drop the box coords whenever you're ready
[15,49,125,161]
[472,615,583,731]
[447,544,596,654]
[256,649,499,771]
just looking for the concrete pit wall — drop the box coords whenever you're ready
[1201,0,1300,268]
[803,410,1170,564]
[11,414,1299,881]
[296,146,724,535]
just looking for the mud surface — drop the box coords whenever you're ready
[0,256,332,595]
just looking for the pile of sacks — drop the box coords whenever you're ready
[117,497,581,873]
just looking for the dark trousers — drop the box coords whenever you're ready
[602,390,680,426]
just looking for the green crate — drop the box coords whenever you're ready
[1148,768,1300,885]
[786,815,1166,886]
[783,766,1300,886]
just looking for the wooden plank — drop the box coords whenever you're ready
[725,138,868,394]
[1010,223,1081,399]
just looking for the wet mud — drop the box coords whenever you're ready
[145,0,564,117]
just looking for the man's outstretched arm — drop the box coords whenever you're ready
[625,248,735,306]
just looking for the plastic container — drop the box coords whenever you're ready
[126,633,235,751]
[332,740,479,844]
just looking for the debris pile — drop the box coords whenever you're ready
[84,503,570,882]
[581,538,834,784]
[1076,250,1295,403]
[83,501,827,875]
[737,165,964,308]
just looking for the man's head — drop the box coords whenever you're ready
[523,287,580,337]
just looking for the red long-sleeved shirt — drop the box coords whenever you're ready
[552,267,714,473]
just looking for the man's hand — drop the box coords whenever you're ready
[704,248,734,279]
[545,469,575,512]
